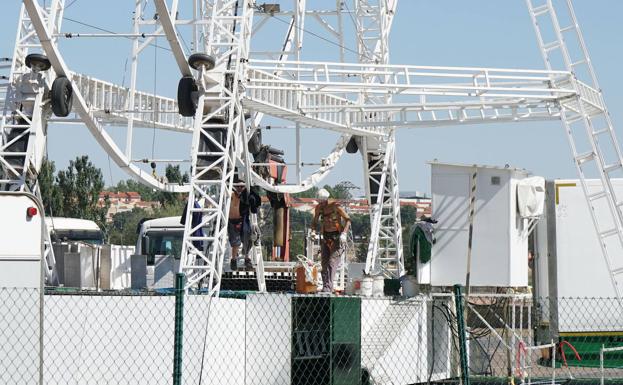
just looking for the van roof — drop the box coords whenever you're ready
[142,216,183,229]
[45,217,101,232]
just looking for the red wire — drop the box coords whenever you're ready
[516,341,528,377]
[558,340,582,368]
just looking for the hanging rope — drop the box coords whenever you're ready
[151,22,158,162]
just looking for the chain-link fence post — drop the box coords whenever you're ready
[454,284,470,385]
[173,273,185,385]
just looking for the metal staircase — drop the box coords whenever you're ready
[527,0,623,298]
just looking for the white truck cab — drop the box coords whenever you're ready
[45,217,104,245]
[136,216,183,265]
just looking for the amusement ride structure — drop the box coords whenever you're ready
[2,0,623,300]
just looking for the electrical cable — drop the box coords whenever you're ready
[151,26,158,160]
[107,155,114,187]
[62,17,172,52]
[259,7,372,62]
[120,57,129,88]
[341,0,376,62]
[178,32,192,55]
[65,0,80,9]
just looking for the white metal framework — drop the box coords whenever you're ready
[1,0,66,285]
[6,0,622,297]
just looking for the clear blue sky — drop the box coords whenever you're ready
[3,1,623,195]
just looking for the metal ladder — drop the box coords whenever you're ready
[1,1,65,285]
[527,0,623,299]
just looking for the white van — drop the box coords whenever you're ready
[45,217,104,245]
[135,216,183,264]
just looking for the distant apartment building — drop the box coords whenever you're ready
[98,191,159,221]
[288,196,432,217]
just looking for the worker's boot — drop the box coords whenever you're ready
[230,257,237,271]
[244,258,253,271]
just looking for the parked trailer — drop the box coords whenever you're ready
[0,192,44,383]
[45,217,104,245]
[0,192,45,288]
[535,180,623,367]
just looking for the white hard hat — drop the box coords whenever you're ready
[317,188,330,200]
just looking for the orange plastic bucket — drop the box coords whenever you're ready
[296,265,318,294]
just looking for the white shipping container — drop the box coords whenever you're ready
[427,162,532,287]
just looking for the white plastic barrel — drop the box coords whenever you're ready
[361,276,373,297]
[372,275,385,297]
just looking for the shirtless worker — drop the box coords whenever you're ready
[229,184,253,271]
[311,188,351,293]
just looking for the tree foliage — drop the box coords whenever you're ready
[108,208,149,245]
[108,164,188,208]
[106,164,188,245]
[38,158,62,216]
[38,156,109,232]
[292,181,358,200]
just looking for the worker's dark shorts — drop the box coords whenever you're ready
[321,231,344,259]
[228,219,243,247]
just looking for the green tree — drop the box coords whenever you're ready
[108,208,149,245]
[56,155,109,231]
[157,164,189,208]
[165,164,189,184]
[108,179,159,202]
[350,213,370,262]
[38,158,63,216]
[293,186,319,199]
[288,209,314,257]
[325,181,358,200]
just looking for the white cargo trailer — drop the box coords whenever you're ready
[0,192,44,383]
[535,180,623,334]
[426,162,534,288]
[0,192,45,288]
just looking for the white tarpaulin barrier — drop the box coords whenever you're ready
[517,176,545,218]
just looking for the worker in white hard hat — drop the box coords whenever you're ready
[311,188,351,292]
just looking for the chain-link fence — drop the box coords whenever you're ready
[1,287,623,384]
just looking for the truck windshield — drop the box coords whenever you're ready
[146,230,183,264]
[51,230,104,245]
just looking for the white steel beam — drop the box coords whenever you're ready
[23,0,189,193]
[153,0,193,77]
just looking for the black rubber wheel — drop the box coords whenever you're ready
[177,76,198,117]
[51,76,73,117]
[346,137,359,153]
[25,53,51,71]
[188,53,216,71]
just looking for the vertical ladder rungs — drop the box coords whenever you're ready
[599,228,619,239]
[560,25,576,33]
[604,163,622,174]
[588,190,608,202]
[575,151,595,164]
[532,5,550,17]
[593,128,610,136]
[567,114,583,124]
[612,267,623,276]
[571,59,587,67]
[544,41,561,52]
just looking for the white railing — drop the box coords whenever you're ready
[246,61,601,129]
[71,72,193,132]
